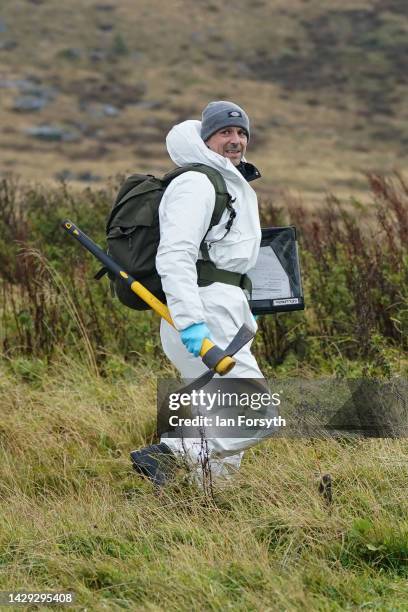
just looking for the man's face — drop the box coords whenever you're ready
[205,126,248,166]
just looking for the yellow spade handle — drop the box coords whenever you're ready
[130,279,173,325]
[130,279,235,375]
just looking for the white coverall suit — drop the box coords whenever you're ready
[156,120,266,479]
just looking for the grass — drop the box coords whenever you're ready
[1,358,408,610]
[0,171,407,608]
[0,45,408,612]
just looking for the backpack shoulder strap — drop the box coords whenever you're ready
[163,163,231,228]
[163,164,237,261]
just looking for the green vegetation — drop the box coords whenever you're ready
[0,174,407,608]
[1,173,406,376]
[1,361,408,609]
[1,0,407,606]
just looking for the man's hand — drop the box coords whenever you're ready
[180,322,211,357]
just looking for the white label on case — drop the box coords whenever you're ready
[272,298,300,306]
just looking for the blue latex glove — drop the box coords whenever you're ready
[180,322,211,357]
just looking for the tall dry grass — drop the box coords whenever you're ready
[1,359,408,609]
[0,173,407,608]
[0,173,407,377]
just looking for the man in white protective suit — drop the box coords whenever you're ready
[131,101,272,487]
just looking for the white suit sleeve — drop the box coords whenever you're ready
[156,171,216,330]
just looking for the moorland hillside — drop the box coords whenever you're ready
[0,0,407,205]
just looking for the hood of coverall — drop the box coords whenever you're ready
[166,119,255,187]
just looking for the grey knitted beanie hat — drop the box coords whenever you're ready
[201,101,250,142]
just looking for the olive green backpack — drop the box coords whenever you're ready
[101,164,236,310]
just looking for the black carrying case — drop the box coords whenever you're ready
[248,226,305,315]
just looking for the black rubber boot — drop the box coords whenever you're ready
[130,443,177,487]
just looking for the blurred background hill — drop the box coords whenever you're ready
[0,0,407,206]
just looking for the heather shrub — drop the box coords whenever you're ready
[0,173,406,376]
[256,173,407,375]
